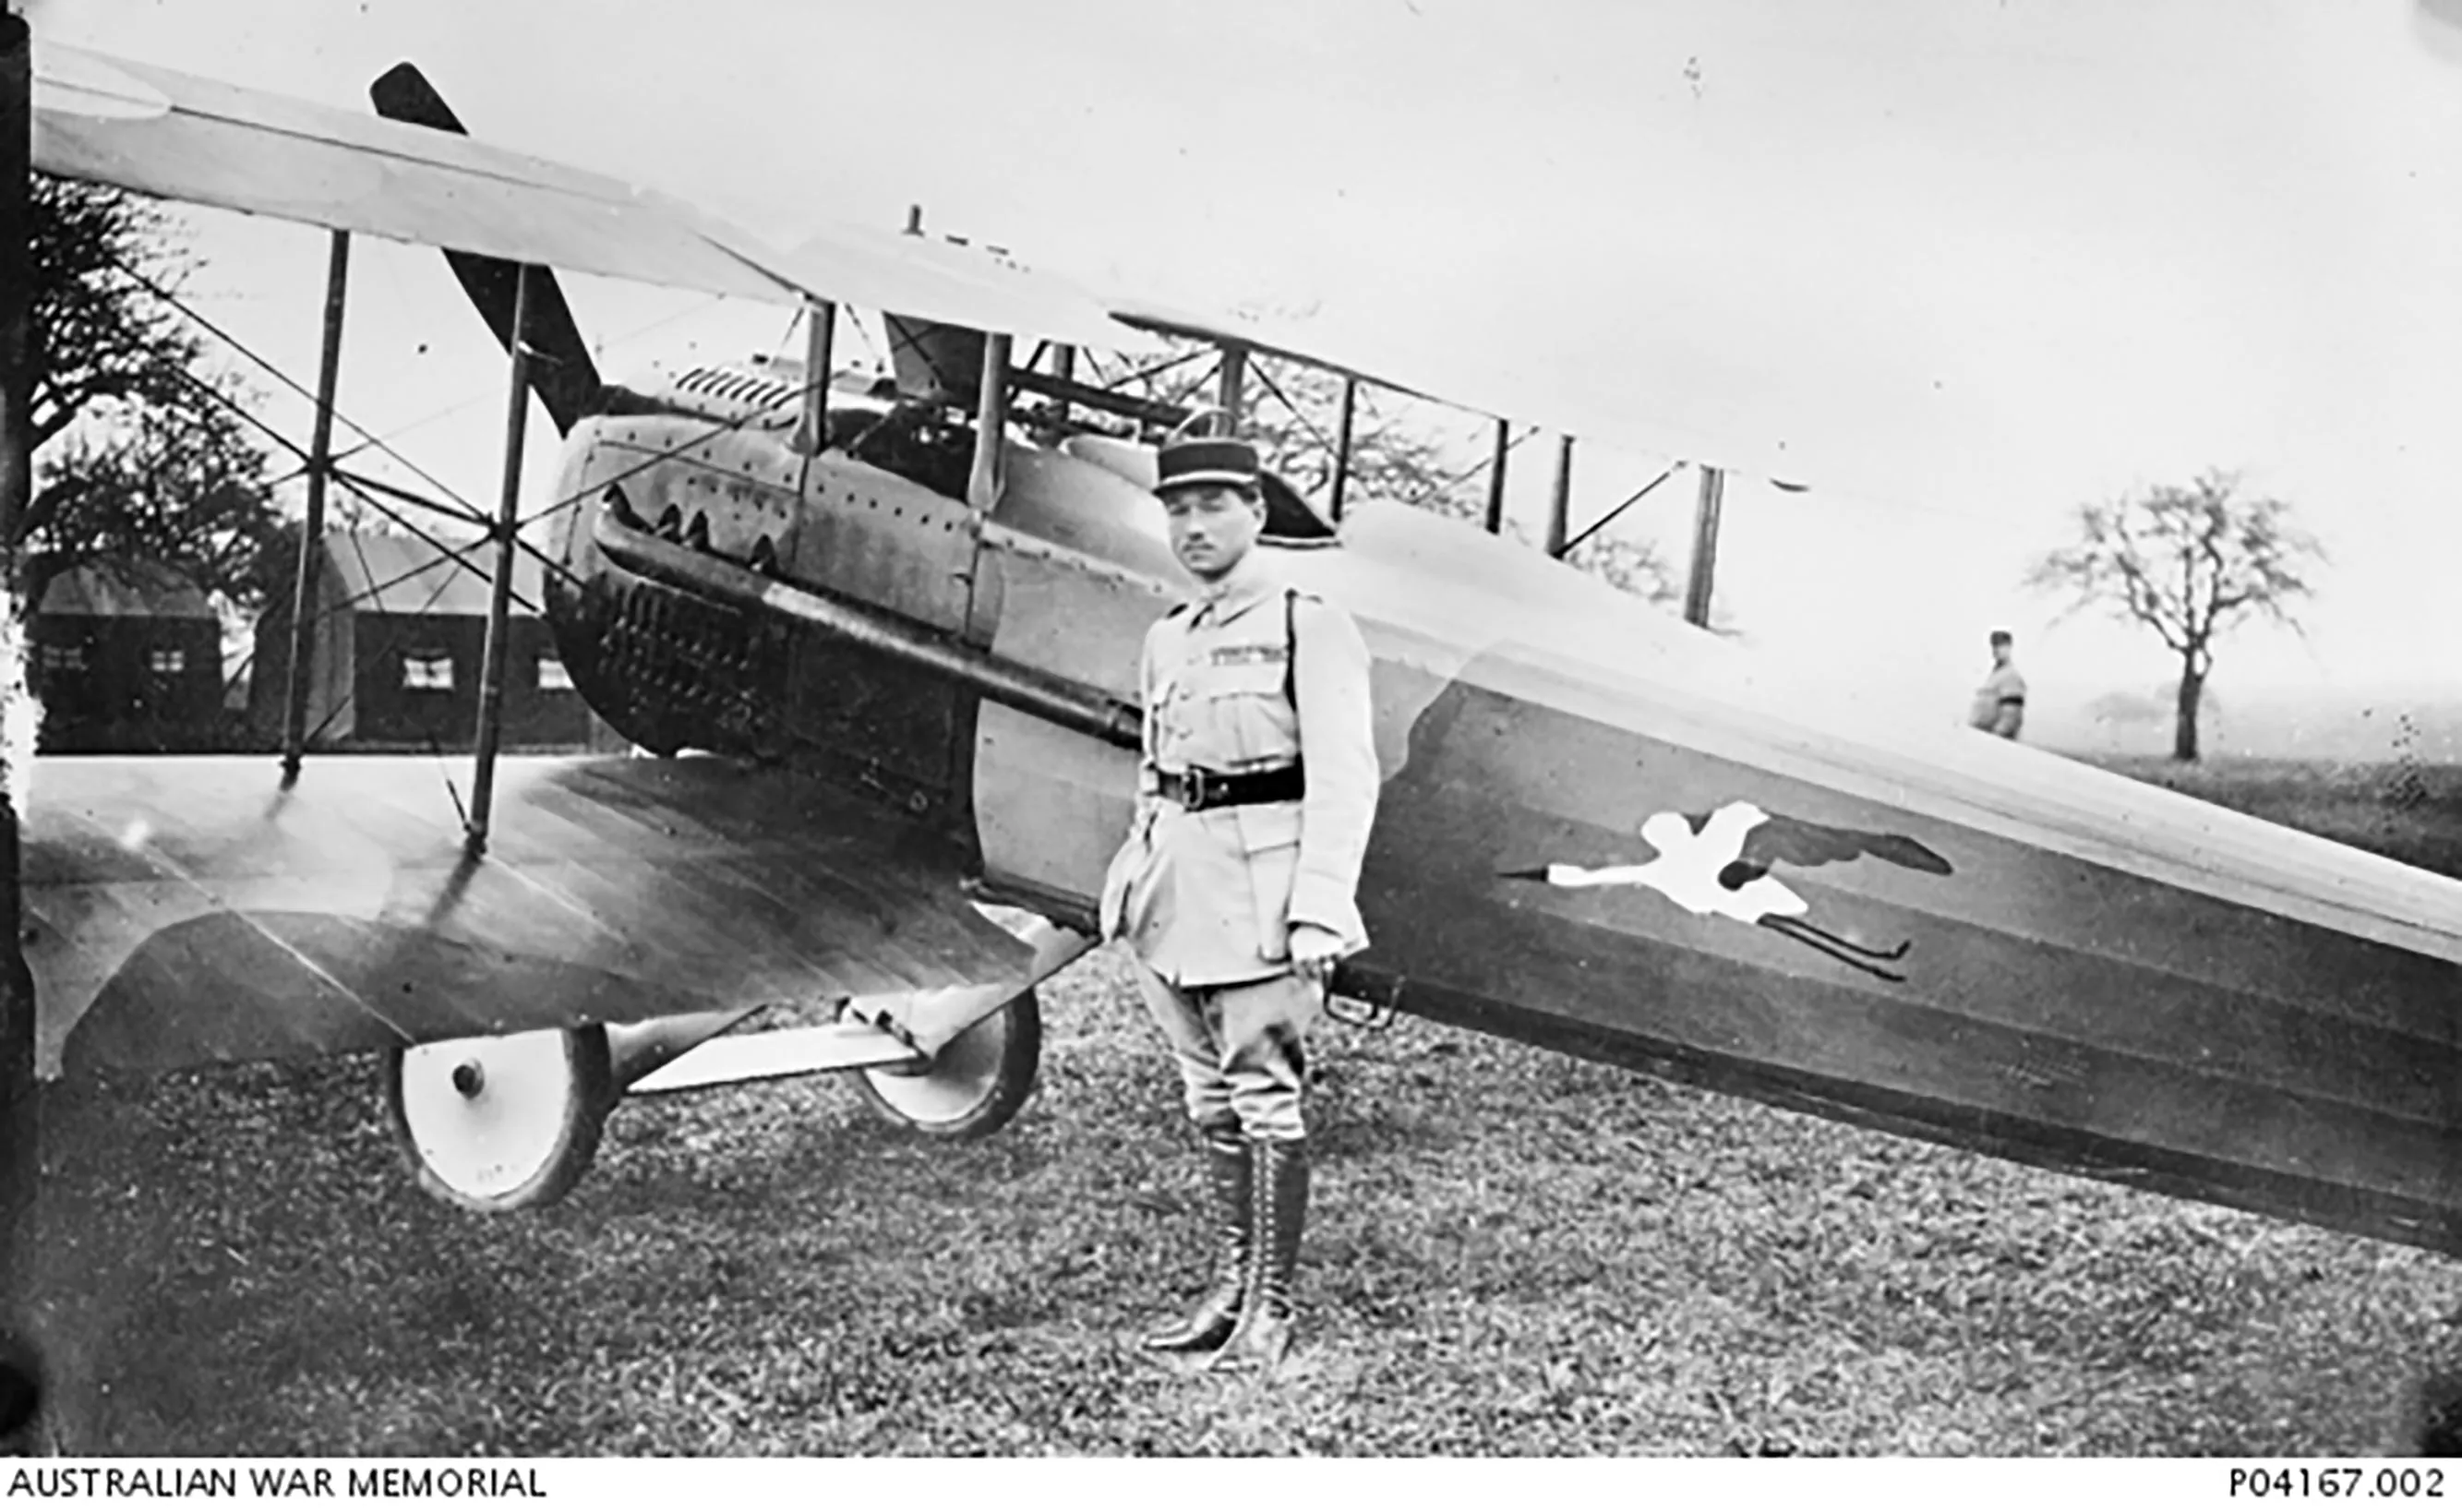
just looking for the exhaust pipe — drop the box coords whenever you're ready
[594,501,1143,750]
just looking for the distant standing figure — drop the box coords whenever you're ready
[1968,629,2027,739]
[1099,435,1380,1373]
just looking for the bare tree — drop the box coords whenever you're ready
[2024,471,2323,762]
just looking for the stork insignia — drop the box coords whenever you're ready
[1500,800,1952,982]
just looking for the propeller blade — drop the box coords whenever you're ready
[369,63,606,437]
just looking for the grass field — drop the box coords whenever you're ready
[21,755,2462,1456]
[2088,753,2462,880]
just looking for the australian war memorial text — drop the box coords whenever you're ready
[5,1467,546,1499]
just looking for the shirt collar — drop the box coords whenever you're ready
[1190,551,1279,625]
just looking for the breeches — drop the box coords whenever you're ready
[1133,964,1322,1144]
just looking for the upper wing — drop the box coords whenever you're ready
[1111,295,1459,410]
[1107,294,1807,489]
[30,753,1076,1079]
[31,41,1153,351]
[787,225,1169,359]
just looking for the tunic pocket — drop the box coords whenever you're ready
[1198,659,1298,766]
[1243,830,1301,965]
[1232,800,1302,855]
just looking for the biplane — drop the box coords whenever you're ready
[18,38,2462,1267]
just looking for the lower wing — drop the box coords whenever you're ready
[28,752,1063,1079]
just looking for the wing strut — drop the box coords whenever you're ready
[1544,434,1576,558]
[790,298,835,457]
[1330,377,1358,522]
[1049,344,1075,431]
[967,332,1011,514]
[1218,344,1247,428]
[1683,464,1725,629]
[278,230,351,781]
[465,263,535,854]
[1483,415,1511,534]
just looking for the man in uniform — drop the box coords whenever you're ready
[1099,435,1380,1372]
[1967,629,2027,739]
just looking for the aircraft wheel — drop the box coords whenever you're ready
[851,990,1041,1140]
[381,1026,615,1212]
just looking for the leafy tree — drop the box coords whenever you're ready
[25,396,289,616]
[2024,470,2322,762]
[20,175,282,614]
[28,177,213,450]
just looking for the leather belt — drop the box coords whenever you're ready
[1158,762,1305,811]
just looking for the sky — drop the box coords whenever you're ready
[23,0,2462,735]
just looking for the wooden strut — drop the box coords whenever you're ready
[1545,434,1575,558]
[1217,344,1248,430]
[792,298,835,458]
[1483,416,1510,534]
[967,333,1011,514]
[1049,344,1074,432]
[466,264,534,855]
[1683,463,1724,629]
[1330,377,1358,522]
[279,230,351,780]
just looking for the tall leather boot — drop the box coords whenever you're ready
[1211,1136,1308,1371]
[1141,1127,1252,1353]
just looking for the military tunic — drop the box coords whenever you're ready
[1100,556,1379,984]
[1099,553,1380,1140]
[1968,663,2027,739]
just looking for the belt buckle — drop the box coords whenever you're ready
[1184,768,1210,810]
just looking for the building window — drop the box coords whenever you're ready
[38,644,86,674]
[536,654,574,691]
[148,647,186,676]
[402,654,455,690]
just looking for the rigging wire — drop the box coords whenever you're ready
[156,363,530,608]
[129,225,2032,678]
[1561,463,1682,557]
[312,288,737,466]
[215,541,487,706]
[300,525,480,751]
[1243,358,1342,466]
[109,256,502,534]
[149,363,563,750]
[127,241,2032,547]
[119,246,828,604]
[1418,420,1542,504]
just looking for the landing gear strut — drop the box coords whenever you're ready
[377,982,1049,1208]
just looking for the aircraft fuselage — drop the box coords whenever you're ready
[530,379,2462,1256]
